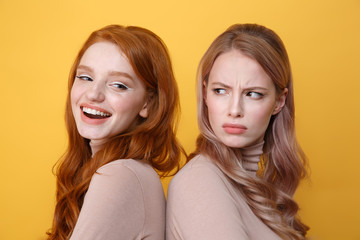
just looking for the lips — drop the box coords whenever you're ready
[82,106,111,119]
[79,104,112,123]
[223,123,247,134]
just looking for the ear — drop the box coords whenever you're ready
[139,96,151,118]
[272,88,288,115]
[203,80,208,104]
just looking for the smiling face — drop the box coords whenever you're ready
[70,41,149,144]
[205,50,287,148]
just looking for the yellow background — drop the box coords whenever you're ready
[1,0,359,239]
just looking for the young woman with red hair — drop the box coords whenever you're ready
[166,24,309,240]
[47,25,183,240]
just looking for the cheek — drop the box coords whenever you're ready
[250,105,274,130]
[70,83,82,105]
[70,88,76,103]
[110,95,144,116]
[70,88,78,112]
[206,98,222,121]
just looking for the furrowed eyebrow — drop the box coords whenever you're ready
[210,81,269,92]
[210,81,231,88]
[243,86,268,91]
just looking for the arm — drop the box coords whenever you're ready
[166,163,249,240]
[70,161,145,240]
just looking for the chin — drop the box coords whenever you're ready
[77,130,103,141]
[222,138,257,149]
[222,141,247,149]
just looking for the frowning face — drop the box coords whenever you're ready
[205,50,287,148]
[71,41,149,144]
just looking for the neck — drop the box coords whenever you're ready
[241,141,264,176]
[89,140,107,157]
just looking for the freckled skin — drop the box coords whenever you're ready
[71,42,149,145]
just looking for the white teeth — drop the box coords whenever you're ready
[82,107,110,117]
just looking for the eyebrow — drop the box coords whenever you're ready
[108,71,134,81]
[76,65,134,81]
[210,81,268,91]
[77,65,93,73]
[209,81,231,88]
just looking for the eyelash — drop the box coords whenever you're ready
[76,75,130,91]
[112,83,129,90]
[212,88,264,99]
[246,91,264,98]
[213,88,226,94]
[76,75,93,81]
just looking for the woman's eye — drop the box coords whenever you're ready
[247,91,263,99]
[76,75,93,81]
[112,83,129,90]
[213,88,226,94]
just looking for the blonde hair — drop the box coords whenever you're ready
[191,23,309,239]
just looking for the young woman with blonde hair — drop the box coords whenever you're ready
[166,24,309,239]
[47,25,183,240]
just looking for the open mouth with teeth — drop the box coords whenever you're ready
[81,107,112,119]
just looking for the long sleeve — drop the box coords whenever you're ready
[70,159,165,240]
[166,157,249,240]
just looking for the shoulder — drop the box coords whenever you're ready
[71,159,164,239]
[169,155,227,194]
[167,154,233,210]
[95,158,165,203]
[100,160,166,239]
[97,159,158,177]
[96,159,161,187]
[171,154,222,178]
[88,159,164,205]
[166,155,249,239]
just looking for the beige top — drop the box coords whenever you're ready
[70,159,165,240]
[166,142,281,240]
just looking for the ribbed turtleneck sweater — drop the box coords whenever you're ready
[241,141,264,176]
[69,141,166,240]
[166,141,280,240]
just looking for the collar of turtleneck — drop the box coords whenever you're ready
[241,141,264,176]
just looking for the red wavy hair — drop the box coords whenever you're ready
[192,24,309,239]
[47,25,183,239]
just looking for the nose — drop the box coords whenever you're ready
[86,82,105,102]
[228,93,243,118]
